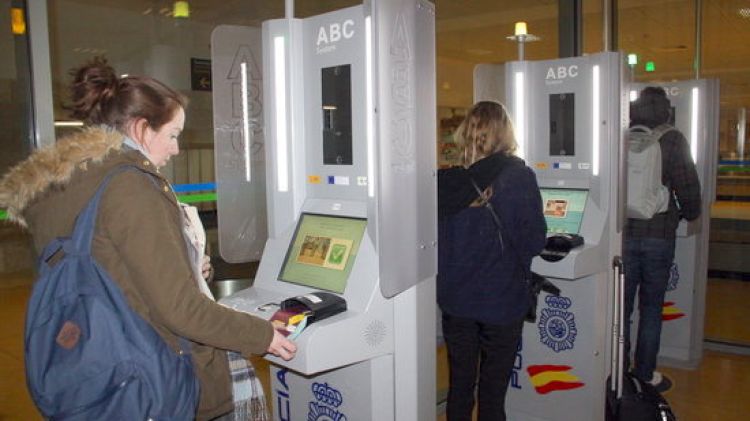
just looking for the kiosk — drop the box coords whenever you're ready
[477,52,627,421]
[217,1,438,420]
[629,80,719,368]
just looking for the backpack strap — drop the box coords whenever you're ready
[68,165,194,356]
[70,165,156,255]
[651,124,676,141]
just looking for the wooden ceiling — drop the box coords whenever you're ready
[50,0,750,108]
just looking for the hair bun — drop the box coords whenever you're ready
[68,56,119,123]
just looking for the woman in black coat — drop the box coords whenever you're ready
[438,101,547,421]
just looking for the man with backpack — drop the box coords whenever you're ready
[624,86,702,392]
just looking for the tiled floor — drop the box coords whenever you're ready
[2,272,750,420]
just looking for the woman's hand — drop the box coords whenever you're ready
[201,255,214,282]
[267,329,297,361]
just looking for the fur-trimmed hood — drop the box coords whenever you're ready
[0,127,124,226]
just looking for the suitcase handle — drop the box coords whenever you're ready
[611,256,625,398]
[612,256,624,272]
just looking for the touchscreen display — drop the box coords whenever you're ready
[278,213,367,293]
[540,188,588,234]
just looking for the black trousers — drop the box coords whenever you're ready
[442,313,524,421]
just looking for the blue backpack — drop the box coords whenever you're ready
[24,167,200,420]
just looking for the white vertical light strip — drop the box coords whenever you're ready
[365,16,375,198]
[240,62,251,182]
[514,71,525,160]
[592,65,601,176]
[274,36,289,192]
[690,87,699,163]
[629,89,638,102]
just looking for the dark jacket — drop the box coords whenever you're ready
[625,128,702,239]
[0,128,274,420]
[438,155,547,325]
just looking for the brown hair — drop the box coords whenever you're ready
[454,101,517,166]
[67,57,187,134]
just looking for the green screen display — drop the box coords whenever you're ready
[278,213,367,293]
[540,188,588,234]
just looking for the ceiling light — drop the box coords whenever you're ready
[11,7,25,35]
[514,22,528,36]
[173,1,190,19]
[506,21,540,61]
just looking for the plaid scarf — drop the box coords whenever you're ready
[214,351,269,421]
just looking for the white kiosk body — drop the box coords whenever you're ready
[496,53,626,421]
[218,1,437,420]
[629,80,719,368]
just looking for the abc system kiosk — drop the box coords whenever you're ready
[629,80,719,368]
[480,52,627,421]
[219,1,438,420]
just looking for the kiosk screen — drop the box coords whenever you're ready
[540,188,588,234]
[322,64,353,165]
[278,213,367,293]
[549,93,575,156]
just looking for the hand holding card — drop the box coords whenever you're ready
[270,306,311,340]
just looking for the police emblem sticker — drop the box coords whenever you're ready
[308,382,347,421]
[538,295,578,353]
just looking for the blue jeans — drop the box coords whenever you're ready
[623,237,675,382]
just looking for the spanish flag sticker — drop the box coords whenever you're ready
[527,365,585,395]
[662,301,685,321]
[308,175,321,184]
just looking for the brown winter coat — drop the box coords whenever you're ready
[0,127,274,420]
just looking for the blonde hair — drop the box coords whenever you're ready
[454,101,517,166]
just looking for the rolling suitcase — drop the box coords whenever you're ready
[606,256,677,421]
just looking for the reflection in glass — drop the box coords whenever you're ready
[549,93,575,156]
[322,65,353,165]
[1,0,32,173]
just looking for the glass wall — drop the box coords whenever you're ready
[0,1,35,276]
[0,0,32,174]
[435,0,560,167]
[18,0,750,346]
[46,0,361,192]
[700,1,750,347]
[617,0,750,347]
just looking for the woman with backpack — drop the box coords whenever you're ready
[437,101,547,421]
[0,57,295,420]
